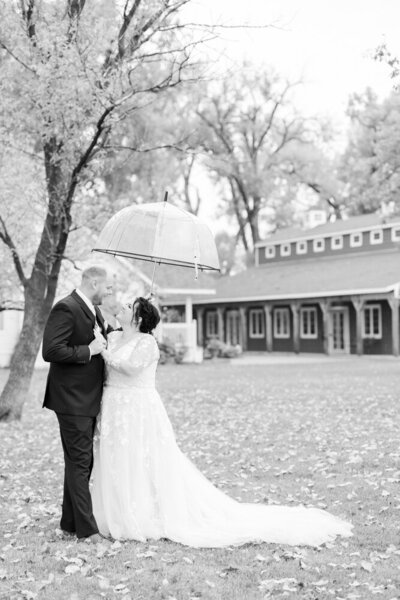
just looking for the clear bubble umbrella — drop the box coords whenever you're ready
[92,193,220,291]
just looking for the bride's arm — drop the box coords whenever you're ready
[102,335,159,375]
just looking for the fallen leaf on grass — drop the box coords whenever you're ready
[65,564,80,575]
[360,561,373,573]
[255,553,269,562]
[136,550,155,558]
[20,591,37,600]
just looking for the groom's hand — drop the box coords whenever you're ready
[89,336,106,356]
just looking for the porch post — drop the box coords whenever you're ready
[196,307,204,346]
[290,302,300,354]
[217,307,225,343]
[388,295,399,357]
[239,307,248,351]
[352,296,364,356]
[318,299,331,355]
[185,296,193,324]
[264,304,273,352]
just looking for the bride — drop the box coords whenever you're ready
[90,297,352,548]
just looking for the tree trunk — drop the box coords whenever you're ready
[0,142,68,421]
[0,290,49,420]
[248,207,260,248]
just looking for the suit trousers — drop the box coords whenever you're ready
[56,413,99,538]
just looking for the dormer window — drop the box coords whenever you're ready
[370,230,383,245]
[391,227,400,242]
[296,240,307,254]
[265,245,276,259]
[350,232,363,247]
[280,243,291,257]
[331,235,343,250]
[313,238,325,253]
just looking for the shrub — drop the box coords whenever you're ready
[204,338,242,359]
[158,340,186,364]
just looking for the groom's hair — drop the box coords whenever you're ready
[132,297,160,334]
[81,266,107,282]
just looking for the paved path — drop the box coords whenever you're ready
[229,352,400,365]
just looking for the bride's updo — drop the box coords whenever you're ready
[131,297,160,334]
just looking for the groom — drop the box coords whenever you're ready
[42,266,112,542]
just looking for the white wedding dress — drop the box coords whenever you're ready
[90,332,353,547]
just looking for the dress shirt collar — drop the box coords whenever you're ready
[75,288,96,316]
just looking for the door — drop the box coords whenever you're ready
[330,308,350,353]
[226,310,241,346]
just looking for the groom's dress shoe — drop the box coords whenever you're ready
[79,533,103,544]
[61,529,76,537]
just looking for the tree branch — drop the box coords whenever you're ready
[0,41,36,74]
[0,217,28,287]
[20,0,36,39]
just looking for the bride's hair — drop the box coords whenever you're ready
[131,297,160,334]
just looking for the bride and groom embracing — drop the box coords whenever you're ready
[42,265,352,547]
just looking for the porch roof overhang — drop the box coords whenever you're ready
[162,250,400,307]
[171,286,399,305]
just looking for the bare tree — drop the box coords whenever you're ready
[0,0,207,420]
[197,67,317,248]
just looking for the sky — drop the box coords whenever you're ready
[181,0,400,228]
[184,0,400,122]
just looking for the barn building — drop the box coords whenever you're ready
[165,212,400,356]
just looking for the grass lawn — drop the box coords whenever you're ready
[1,356,400,599]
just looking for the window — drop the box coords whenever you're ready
[362,304,382,339]
[265,245,276,259]
[296,240,307,255]
[273,308,290,338]
[391,227,400,242]
[300,307,318,339]
[206,311,218,337]
[331,235,343,250]
[370,229,383,245]
[313,238,325,252]
[280,243,291,257]
[350,232,363,247]
[249,309,265,338]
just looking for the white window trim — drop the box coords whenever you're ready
[296,240,307,254]
[313,238,325,253]
[331,235,343,250]
[391,227,400,242]
[206,311,218,337]
[350,232,363,248]
[362,304,382,339]
[300,307,318,339]
[370,229,383,245]
[273,308,290,339]
[265,245,276,259]
[280,243,291,257]
[249,309,265,339]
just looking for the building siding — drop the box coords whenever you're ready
[247,305,266,351]
[258,226,399,265]
[272,305,293,352]
[299,304,324,353]
[363,300,392,355]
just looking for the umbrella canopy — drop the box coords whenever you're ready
[92,201,220,272]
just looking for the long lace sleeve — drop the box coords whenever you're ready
[102,335,159,376]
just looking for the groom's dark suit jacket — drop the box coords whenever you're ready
[42,290,108,417]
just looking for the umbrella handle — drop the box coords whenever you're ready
[150,261,158,293]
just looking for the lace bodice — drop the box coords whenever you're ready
[102,332,159,389]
